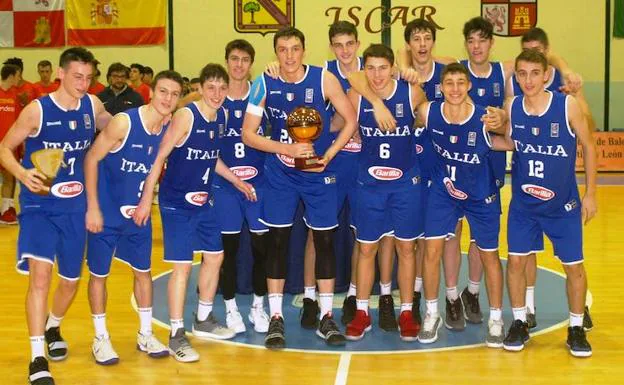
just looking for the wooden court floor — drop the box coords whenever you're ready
[1,177,623,385]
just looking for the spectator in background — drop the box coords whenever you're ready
[98,62,144,116]
[33,60,59,97]
[189,77,200,93]
[3,57,38,107]
[129,63,151,103]
[142,66,154,85]
[89,67,106,95]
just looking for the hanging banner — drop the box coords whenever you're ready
[576,132,624,172]
[0,0,65,48]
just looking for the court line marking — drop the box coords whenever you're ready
[334,353,351,385]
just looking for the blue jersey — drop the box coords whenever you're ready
[159,102,224,211]
[98,106,165,223]
[509,91,579,214]
[357,79,419,189]
[510,66,563,96]
[256,65,333,179]
[20,94,95,213]
[427,101,496,201]
[415,61,445,180]
[213,86,266,189]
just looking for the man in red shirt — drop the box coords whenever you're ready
[0,64,20,224]
[129,63,151,103]
[33,60,59,97]
[88,67,106,95]
[3,57,38,107]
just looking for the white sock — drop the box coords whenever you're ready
[225,298,238,313]
[252,294,264,308]
[446,286,459,301]
[45,313,62,330]
[380,281,392,296]
[468,280,480,295]
[170,319,184,336]
[30,336,45,361]
[426,299,439,316]
[268,293,283,317]
[356,299,368,315]
[512,307,527,322]
[414,277,423,292]
[1,198,11,213]
[570,312,584,327]
[319,293,333,319]
[138,307,152,336]
[526,286,535,313]
[197,300,213,322]
[489,307,502,321]
[304,286,316,300]
[400,302,413,313]
[347,283,357,297]
[92,313,109,338]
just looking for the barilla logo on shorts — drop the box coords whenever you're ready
[185,191,209,206]
[230,166,258,181]
[415,144,424,154]
[51,181,83,198]
[443,177,468,200]
[341,139,362,153]
[119,205,137,219]
[521,184,555,201]
[277,153,295,167]
[368,166,403,181]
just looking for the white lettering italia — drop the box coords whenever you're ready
[360,125,412,137]
[120,158,151,173]
[185,147,220,160]
[513,141,569,157]
[432,142,481,164]
[43,139,91,152]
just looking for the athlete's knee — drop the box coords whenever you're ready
[266,227,291,279]
[563,262,586,280]
[506,255,526,273]
[313,229,335,279]
[359,243,377,260]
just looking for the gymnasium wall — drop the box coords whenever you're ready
[3,0,623,130]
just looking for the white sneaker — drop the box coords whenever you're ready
[226,309,246,334]
[486,318,505,348]
[418,312,442,344]
[137,332,169,358]
[169,329,199,363]
[92,335,119,365]
[248,305,270,333]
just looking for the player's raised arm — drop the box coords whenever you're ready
[347,71,396,130]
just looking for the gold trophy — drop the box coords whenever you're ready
[286,106,323,170]
[30,148,64,195]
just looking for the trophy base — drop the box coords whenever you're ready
[295,156,323,170]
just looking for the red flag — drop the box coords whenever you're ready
[0,0,65,48]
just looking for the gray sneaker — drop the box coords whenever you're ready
[445,298,466,330]
[192,312,236,340]
[486,318,505,348]
[460,287,483,324]
[168,329,199,363]
[418,312,442,344]
[527,307,537,329]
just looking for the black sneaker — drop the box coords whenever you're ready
[567,326,592,357]
[316,313,346,346]
[300,298,320,329]
[583,306,594,331]
[503,319,530,352]
[444,297,466,330]
[412,291,422,325]
[378,295,398,331]
[265,316,286,350]
[527,307,537,329]
[44,327,68,361]
[460,287,483,324]
[341,295,356,325]
[28,356,55,385]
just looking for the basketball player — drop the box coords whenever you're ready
[0,47,111,385]
[0,64,20,225]
[242,27,357,349]
[494,50,596,357]
[133,64,255,362]
[84,70,184,365]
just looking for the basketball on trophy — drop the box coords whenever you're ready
[286,106,323,170]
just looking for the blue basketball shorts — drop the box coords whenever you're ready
[213,184,268,234]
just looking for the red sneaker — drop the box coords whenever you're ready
[398,310,420,341]
[0,207,17,225]
[346,309,371,341]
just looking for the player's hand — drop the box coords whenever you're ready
[285,142,315,159]
[372,100,397,131]
[561,72,583,95]
[86,207,104,233]
[399,67,422,85]
[481,106,505,132]
[18,167,48,194]
[235,180,258,202]
[301,155,328,173]
[132,198,152,227]
[581,193,597,225]
[265,61,280,79]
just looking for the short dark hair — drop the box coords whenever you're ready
[190,77,200,84]
[463,17,493,40]
[106,62,129,78]
[151,70,184,91]
[59,47,95,69]
[3,57,24,72]
[37,60,52,69]
[363,44,394,66]
[142,66,154,76]
[328,20,358,42]
[130,63,144,72]
[521,27,549,48]
[1,64,19,81]
[199,64,229,85]
[404,19,437,43]
[225,39,256,63]
[273,27,305,51]
[441,62,470,82]
[515,49,548,72]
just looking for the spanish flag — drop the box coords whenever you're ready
[66,0,165,46]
